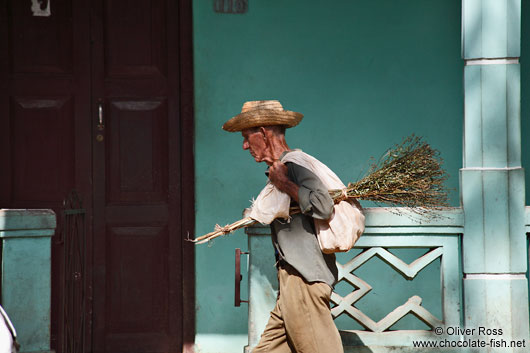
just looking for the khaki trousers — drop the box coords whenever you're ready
[252,264,344,353]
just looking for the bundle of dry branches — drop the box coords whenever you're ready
[329,134,449,209]
[191,135,450,244]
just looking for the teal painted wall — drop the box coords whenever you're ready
[522,0,530,206]
[193,0,462,351]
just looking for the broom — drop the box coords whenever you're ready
[191,135,450,245]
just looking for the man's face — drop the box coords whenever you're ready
[242,128,268,163]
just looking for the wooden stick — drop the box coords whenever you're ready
[192,217,256,243]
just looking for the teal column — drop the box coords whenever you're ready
[0,209,55,353]
[461,0,529,349]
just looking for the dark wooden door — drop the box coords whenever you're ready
[0,1,194,352]
[91,0,194,352]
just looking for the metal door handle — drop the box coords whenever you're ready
[97,101,104,130]
[235,248,249,307]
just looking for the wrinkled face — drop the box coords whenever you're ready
[242,128,269,163]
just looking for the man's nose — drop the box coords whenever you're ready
[243,141,249,150]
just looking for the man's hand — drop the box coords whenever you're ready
[269,161,300,202]
[268,160,288,185]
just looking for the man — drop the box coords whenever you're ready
[223,100,346,353]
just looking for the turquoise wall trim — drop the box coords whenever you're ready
[0,209,55,353]
[193,1,463,347]
[521,0,530,205]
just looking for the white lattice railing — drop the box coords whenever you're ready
[333,208,464,348]
[332,246,445,332]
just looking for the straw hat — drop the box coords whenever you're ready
[222,100,303,132]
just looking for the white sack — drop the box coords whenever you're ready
[246,150,364,253]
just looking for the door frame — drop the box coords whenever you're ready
[176,0,196,350]
[173,0,196,350]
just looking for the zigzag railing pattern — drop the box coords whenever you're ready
[331,246,445,333]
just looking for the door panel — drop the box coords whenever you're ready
[106,226,169,332]
[10,96,74,203]
[107,98,168,202]
[8,0,73,74]
[105,0,167,77]
[91,0,184,352]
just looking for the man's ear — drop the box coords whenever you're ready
[260,126,274,153]
[259,126,268,140]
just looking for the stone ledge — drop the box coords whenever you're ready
[0,209,56,235]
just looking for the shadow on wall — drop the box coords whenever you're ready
[341,331,374,353]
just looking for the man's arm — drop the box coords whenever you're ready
[268,160,300,203]
[268,160,333,220]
